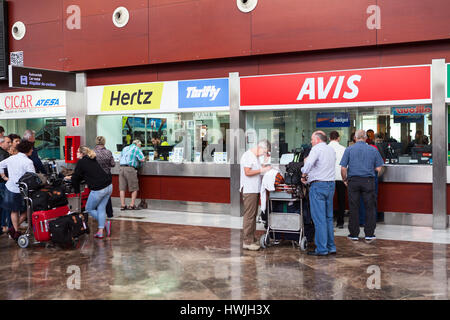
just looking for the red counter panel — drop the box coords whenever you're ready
[111,175,230,204]
[332,182,433,214]
[377,183,432,214]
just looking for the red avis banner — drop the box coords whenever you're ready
[240,66,430,107]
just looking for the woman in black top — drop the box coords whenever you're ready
[67,146,113,239]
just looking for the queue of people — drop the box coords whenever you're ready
[240,129,385,256]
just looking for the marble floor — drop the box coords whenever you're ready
[0,208,449,300]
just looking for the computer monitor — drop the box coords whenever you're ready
[116,144,124,152]
[411,145,432,163]
[156,145,174,161]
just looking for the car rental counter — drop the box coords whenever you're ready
[86,77,232,214]
[238,64,442,227]
[83,61,449,227]
[0,89,68,163]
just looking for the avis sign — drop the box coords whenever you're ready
[240,66,431,108]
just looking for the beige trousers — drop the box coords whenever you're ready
[242,193,259,245]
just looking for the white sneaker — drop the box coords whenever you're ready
[243,243,260,251]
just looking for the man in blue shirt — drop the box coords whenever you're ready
[301,131,336,256]
[340,129,384,243]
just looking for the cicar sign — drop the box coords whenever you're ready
[240,66,431,108]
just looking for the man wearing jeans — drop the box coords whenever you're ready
[340,129,384,243]
[301,131,336,256]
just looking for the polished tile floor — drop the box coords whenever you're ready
[0,208,449,300]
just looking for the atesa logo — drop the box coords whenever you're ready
[35,98,60,107]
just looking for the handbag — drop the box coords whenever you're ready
[18,172,43,191]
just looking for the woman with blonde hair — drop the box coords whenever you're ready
[66,146,113,239]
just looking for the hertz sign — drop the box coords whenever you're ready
[101,83,164,112]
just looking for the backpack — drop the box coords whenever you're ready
[30,190,50,211]
[18,172,43,192]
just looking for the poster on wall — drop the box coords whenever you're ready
[316,112,350,127]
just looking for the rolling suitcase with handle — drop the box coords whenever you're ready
[32,205,70,242]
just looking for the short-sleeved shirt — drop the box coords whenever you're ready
[340,141,384,178]
[120,143,145,169]
[240,150,262,194]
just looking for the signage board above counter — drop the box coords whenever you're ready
[87,78,230,115]
[240,65,431,109]
[0,90,66,119]
[9,65,76,91]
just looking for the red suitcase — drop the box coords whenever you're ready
[32,205,70,242]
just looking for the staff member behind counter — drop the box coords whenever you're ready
[150,132,170,160]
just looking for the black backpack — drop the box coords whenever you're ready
[30,190,50,211]
[18,172,43,192]
[47,186,68,209]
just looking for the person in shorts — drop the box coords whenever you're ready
[119,140,145,210]
[0,140,35,241]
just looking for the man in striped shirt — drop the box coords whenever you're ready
[119,140,145,210]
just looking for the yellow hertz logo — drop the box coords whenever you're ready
[101,83,164,111]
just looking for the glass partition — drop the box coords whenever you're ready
[0,117,66,160]
[97,112,230,163]
[246,105,432,165]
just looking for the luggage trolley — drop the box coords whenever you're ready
[260,184,308,251]
[16,181,86,249]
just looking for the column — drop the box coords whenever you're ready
[229,72,245,217]
[432,59,447,229]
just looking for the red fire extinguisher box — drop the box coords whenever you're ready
[65,136,80,163]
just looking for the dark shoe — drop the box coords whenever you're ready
[329,251,337,255]
[364,236,376,244]
[336,223,344,229]
[307,251,328,256]
[128,205,141,210]
[13,231,21,241]
[8,227,15,239]
[120,206,128,211]
[347,235,359,241]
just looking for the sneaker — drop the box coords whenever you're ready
[243,243,260,251]
[336,223,344,229]
[105,221,112,237]
[347,235,359,241]
[364,236,376,243]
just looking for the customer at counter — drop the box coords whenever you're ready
[328,131,346,229]
[23,129,46,174]
[0,140,35,241]
[240,139,272,251]
[66,146,113,239]
[0,136,11,234]
[94,136,115,218]
[119,140,145,210]
[340,129,384,243]
[301,131,337,256]
[8,134,20,155]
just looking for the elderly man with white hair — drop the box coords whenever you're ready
[240,139,272,251]
[23,129,46,174]
[340,129,384,244]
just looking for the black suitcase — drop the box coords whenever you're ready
[49,212,90,247]
[68,212,90,238]
[48,215,74,246]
